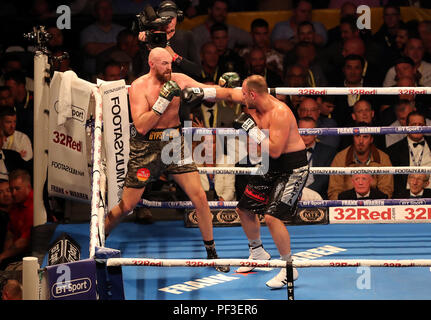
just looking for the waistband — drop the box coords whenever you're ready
[134,125,181,141]
[269,149,308,172]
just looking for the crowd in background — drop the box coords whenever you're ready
[2,0,431,294]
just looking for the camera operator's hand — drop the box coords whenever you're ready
[138,31,147,42]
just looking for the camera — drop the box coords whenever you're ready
[132,1,183,49]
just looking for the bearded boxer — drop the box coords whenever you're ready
[104,47,239,272]
[181,75,309,288]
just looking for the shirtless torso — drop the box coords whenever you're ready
[129,72,204,133]
[247,94,305,158]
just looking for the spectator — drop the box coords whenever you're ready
[328,131,394,200]
[210,23,247,79]
[394,24,411,57]
[0,169,33,270]
[80,0,125,79]
[383,37,431,87]
[393,174,431,198]
[1,279,22,300]
[284,64,308,111]
[338,174,389,200]
[387,111,431,196]
[96,29,140,82]
[298,117,337,199]
[51,49,72,73]
[0,107,32,162]
[239,18,284,77]
[338,99,385,150]
[196,136,236,201]
[326,2,357,44]
[0,86,15,108]
[137,1,202,80]
[316,95,336,120]
[291,41,328,87]
[418,20,431,62]
[191,0,252,54]
[3,71,34,141]
[271,0,327,54]
[102,60,123,81]
[0,179,12,253]
[373,5,404,51]
[246,48,283,88]
[199,42,221,83]
[385,99,431,148]
[190,81,237,129]
[332,54,379,127]
[0,54,34,93]
[0,128,30,179]
[297,97,340,150]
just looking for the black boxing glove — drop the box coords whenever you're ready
[181,87,216,108]
[233,113,266,144]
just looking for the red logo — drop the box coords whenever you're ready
[137,168,150,181]
[244,186,268,204]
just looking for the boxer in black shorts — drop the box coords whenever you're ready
[181,74,309,288]
[238,151,309,221]
[125,126,197,189]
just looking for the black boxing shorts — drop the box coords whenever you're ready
[124,125,198,189]
[237,150,309,221]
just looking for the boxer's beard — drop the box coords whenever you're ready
[156,70,171,82]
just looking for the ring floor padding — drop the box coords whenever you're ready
[43,221,431,300]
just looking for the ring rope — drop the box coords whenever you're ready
[105,257,431,268]
[197,166,431,175]
[269,86,431,96]
[138,198,431,209]
[183,126,431,136]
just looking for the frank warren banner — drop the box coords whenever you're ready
[48,71,92,202]
[99,80,130,211]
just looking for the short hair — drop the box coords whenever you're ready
[0,106,16,118]
[0,86,11,93]
[3,70,26,85]
[343,54,365,69]
[340,15,358,31]
[394,56,415,67]
[406,111,426,125]
[9,169,31,185]
[103,60,122,72]
[244,75,268,94]
[298,21,314,32]
[251,18,269,30]
[210,22,228,35]
[298,116,317,126]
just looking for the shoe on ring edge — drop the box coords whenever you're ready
[265,266,298,289]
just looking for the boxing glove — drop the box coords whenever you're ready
[152,80,181,115]
[181,87,216,108]
[218,72,241,88]
[233,112,266,144]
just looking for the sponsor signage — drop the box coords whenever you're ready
[184,207,328,227]
[100,80,130,212]
[47,72,92,201]
[46,259,97,300]
[329,205,431,223]
[48,232,81,266]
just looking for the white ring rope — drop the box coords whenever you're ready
[106,257,431,268]
[198,166,431,175]
[269,86,431,96]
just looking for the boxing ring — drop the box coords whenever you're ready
[26,60,431,300]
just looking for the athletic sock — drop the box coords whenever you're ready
[281,253,292,263]
[203,240,217,257]
[248,238,262,249]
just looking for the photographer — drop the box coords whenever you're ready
[135,1,202,80]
